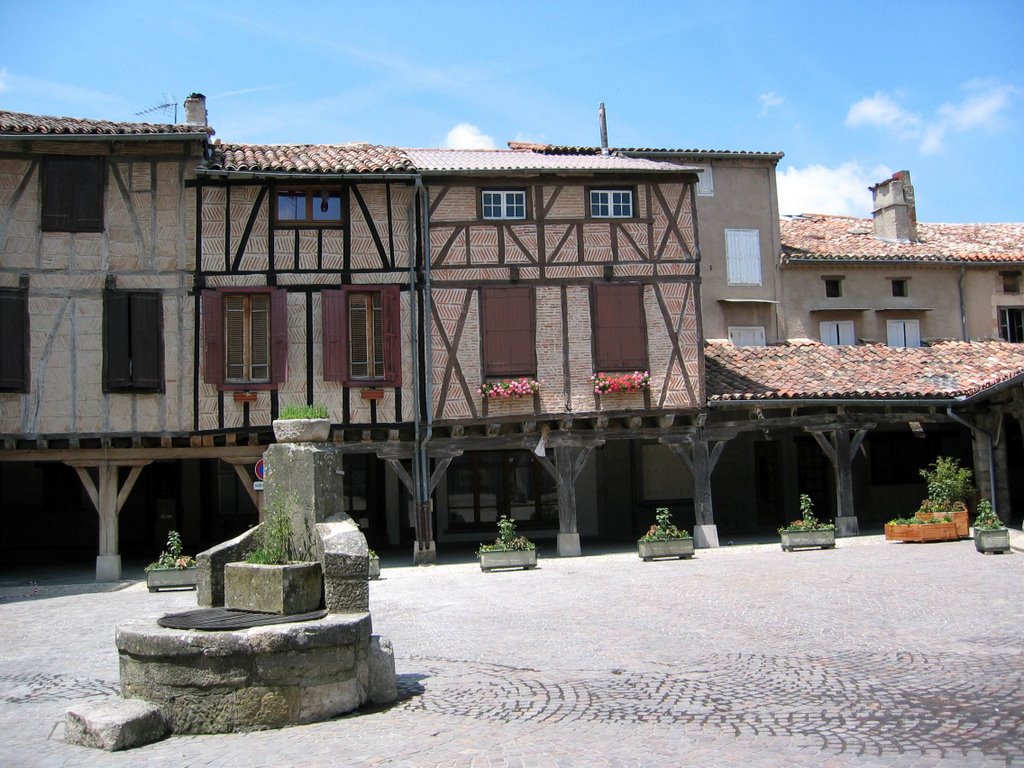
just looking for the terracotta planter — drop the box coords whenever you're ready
[780,529,836,552]
[224,561,324,614]
[479,549,537,572]
[915,506,969,538]
[884,521,959,543]
[146,567,197,592]
[637,538,695,561]
[974,528,1011,554]
[272,418,331,443]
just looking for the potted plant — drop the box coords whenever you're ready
[973,499,1011,554]
[884,514,960,543]
[778,494,836,552]
[224,499,323,614]
[145,530,197,591]
[368,549,381,579]
[914,457,973,537]
[478,515,537,572]
[272,403,331,443]
[638,507,695,560]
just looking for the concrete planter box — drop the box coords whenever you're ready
[637,538,695,561]
[368,556,380,580]
[974,528,1011,554]
[146,568,197,592]
[479,549,537,572]
[884,521,959,543]
[272,418,331,443]
[224,562,323,614]
[780,529,835,552]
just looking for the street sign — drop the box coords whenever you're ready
[255,459,265,481]
[253,481,265,491]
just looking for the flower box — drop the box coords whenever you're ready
[272,418,331,443]
[146,567,198,592]
[638,538,695,561]
[974,528,1011,554]
[224,561,323,614]
[780,529,836,552]
[361,389,385,401]
[479,549,537,572]
[479,378,540,399]
[915,506,969,538]
[233,391,258,404]
[591,371,650,395]
[884,521,959,543]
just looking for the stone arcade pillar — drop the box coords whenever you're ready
[66,460,151,581]
[537,442,601,557]
[806,427,870,537]
[661,433,728,548]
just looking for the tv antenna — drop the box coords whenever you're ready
[135,94,178,123]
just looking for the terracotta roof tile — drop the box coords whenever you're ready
[781,214,1024,264]
[507,142,783,159]
[706,341,1024,402]
[0,109,211,136]
[405,148,689,173]
[206,143,415,174]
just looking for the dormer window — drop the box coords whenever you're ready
[275,189,342,224]
[482,190,526,220]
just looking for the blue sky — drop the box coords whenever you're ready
[2,0,1022,222]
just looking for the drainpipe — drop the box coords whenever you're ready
[958,265,968,340]
[946,407,998,518]
[407,178,425,556]
[419,181,435,512]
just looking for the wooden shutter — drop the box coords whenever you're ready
[40,158,73,231]
[321,289,346,381]
[270,288,288,384]
[482,287,534,376]
[0,289,27,391]
[381,285,402,387]
[103,291,132,390]
[201,290,224,385]
[72,158,104,232]
[130,292,163,389]
[725,229,761,286]
[593,284,647,371]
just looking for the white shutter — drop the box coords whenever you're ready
[728,326,766,346]
[695,164,714,196]
[887,319,920,347]
[820,321,855,346]
[725,229,762,286]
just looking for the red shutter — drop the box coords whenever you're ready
[130,292,163,390]
[322,289,345,381]
[482,288,507,375]
[381,285,402,387]
[103,291,132,390]
[594,284,647,371]
[270,288,289,384]
[0,289,27,391]
[201,290,224,385]
[482,287,534,377]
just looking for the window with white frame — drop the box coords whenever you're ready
[725,228,762,286]
[482,190,526,220]
[694,164,714,196]
[589,189,633,218]
[886,319,921,348]
[728,326,766,347]
[819,320,855,346]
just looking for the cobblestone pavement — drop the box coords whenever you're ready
[1,534,1022,767]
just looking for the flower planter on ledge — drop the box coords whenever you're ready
[479,550,537,572]
[146,567,198,592]
[638,538,695,561]
[272,418,331,443]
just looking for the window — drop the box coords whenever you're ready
[0,285,28,392]
[694,164,714,196]
[891,278,909,297]
[589,189,634,218]
[275,189,342,224]
[103,291,163,391]
[725,229,761,286]
[446,450,557,529]
[481,287,535,376]
[886,319,921,348]
[819,320,855,346]
[482,190,526,220]
[728,326,766,347]
[202,289,288,388]
[592,283,648,370]
[999,308,1024,343]
[823,278,843,298]
[322,285,401,387]
[1001,272,1021,294]
[41,157,104,232]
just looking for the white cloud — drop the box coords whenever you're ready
[845,93,920,133]
[443,123,496,149]
[777,162,893,217]
[758,92,783,114]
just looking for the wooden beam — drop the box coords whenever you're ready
[385,458,415,494]
[229,461,260,511]
[428,456,457,493]
[9,445,266,462]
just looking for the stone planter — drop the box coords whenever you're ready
[479,549,537,572]
[637,538,695,561]
[272,418,331,443]
[780,529,835,552]
[368,556,381,579]
[146,567,198,592]
[224,561,323,614]
[884,521,959,543]
[974,528,1011,554]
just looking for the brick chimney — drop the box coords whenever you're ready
[870,170,918,242]
[183,93,207,127]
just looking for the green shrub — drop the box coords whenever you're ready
[245,502,293,565]
[973,499,1003,531]
[639,507,690,541]
[919,457,973,514]
[779,494,834,533]
[477,515,536,554]
[278,403,329,420]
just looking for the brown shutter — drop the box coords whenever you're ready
[73,158,104,232]
[593,284,647,371]
[321,289,345,381]
[482,287,535,377]
[130,292,163,390]
[201,290,224,385]
[103,291,132,390]
[270,288,288,384]
[381,285,402,387]
[0,289,27,391]
[40,158,72,231]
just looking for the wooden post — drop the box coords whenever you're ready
[66,460,151,581]
[223,458,263,520]
[661,433,728,548]
[537,442,599,557]
[807,428,868,537]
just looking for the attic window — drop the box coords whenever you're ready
[823,277,843,298]
[891,279,909,298]
[1001,271,1021,294]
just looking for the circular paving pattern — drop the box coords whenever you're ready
[399,648,1024,761]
